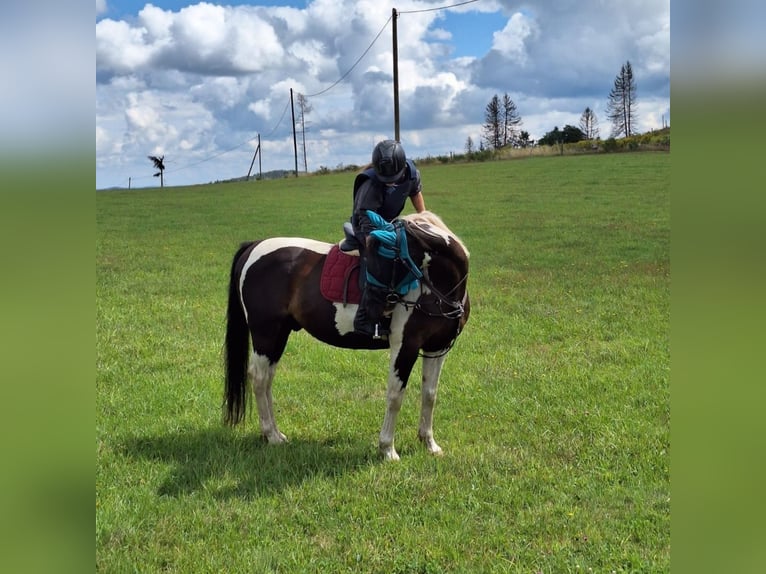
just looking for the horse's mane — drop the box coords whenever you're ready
[400,211,470,258]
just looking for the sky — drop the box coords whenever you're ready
[95,0,672,189]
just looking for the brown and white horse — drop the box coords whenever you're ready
[223,211,470,460]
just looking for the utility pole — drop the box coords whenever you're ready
[290,88,298,177]
[392,8,400,142]
[247,134,261,181]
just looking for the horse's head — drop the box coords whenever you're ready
[398,211,470,330]
[365,210,469,323]
[400,211,470,279]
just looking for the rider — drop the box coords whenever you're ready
[351,139,426,338]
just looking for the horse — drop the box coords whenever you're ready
[223,211,470,460]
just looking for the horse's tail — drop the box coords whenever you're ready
[224,241,254,426]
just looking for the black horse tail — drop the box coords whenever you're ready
[224,241,254,426]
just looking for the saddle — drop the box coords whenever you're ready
[322,215,422,306]
[320,244,362,305]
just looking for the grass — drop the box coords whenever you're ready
[97,152,669,572]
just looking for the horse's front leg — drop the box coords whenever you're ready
[418,353,447,455]
[248,353,287,444]
[379,343,418,461]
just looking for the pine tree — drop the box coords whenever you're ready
[482,95,502,150]
[501,93,522,147]
[483,93,523,150]
[465,136,475,154]
[606,61,638,138]
[579,107,600,140]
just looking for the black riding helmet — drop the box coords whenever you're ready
[372,140,407,183]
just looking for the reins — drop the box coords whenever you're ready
[369,214,470,358]
[395,220,468,322]
[407,266,467,320]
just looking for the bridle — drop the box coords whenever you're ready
[405,266,467,320]
[389,225,469,357]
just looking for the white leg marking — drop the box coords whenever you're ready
[248,352,287,444]
[419,354,447,455]
[379,342,406,461]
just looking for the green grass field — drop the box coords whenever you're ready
[97,152,669,572]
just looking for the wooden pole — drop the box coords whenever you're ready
[246,135,259,181]
[392,8,400,142]
[290,88,298,177]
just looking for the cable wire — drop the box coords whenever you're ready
[303,13,393,98]
[398,0,481,15]
[111,0,482,186]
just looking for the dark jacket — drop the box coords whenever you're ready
[351,159,421,239]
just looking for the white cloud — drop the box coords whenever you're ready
[96,1,670,188]
[96,19,157,73]
[96,0,107,16]
[491,12,537,65]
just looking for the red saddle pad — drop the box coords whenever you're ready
[320,245,362,304]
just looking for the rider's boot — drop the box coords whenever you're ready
[354,284,389,339]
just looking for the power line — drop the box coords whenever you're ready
[303,13,393,98]
[165,135,258,175]
[153,100,288,177]
[109,1,483,187]
[263,99,291,138]
[399,0,481,15]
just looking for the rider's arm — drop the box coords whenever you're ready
[353,180,383,236]
[410,191,426,213]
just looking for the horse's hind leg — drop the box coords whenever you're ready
[248,352,287,444]
[418,354,447,455]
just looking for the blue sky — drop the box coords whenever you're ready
[96,1,671,188]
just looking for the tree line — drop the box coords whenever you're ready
[470,60,641,152]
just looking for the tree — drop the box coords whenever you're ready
[606,61,638,138]
[465,135,475,154]
[296,93,312,172]
[501,93,522,146]
[482,94,502,150]
[537,125,584,147]
[482,93,523,150]
[148,155,165,188]
[517,130,532,148]
[579,107,600,140]
[537,126,561,147]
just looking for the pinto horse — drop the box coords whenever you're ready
[223,211,470,460]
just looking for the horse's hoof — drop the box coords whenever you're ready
[380,446,400,461]
[419,435,443,456]
[264,431,288,444]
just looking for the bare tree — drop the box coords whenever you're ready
[579,107,600,140]
[482,94,502,150]
[465,135,475,154]
[296,93,312,172]
[148,155,165,188]
[501,93,522,146]
[606,61,638,138]
[483,93,523,149]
